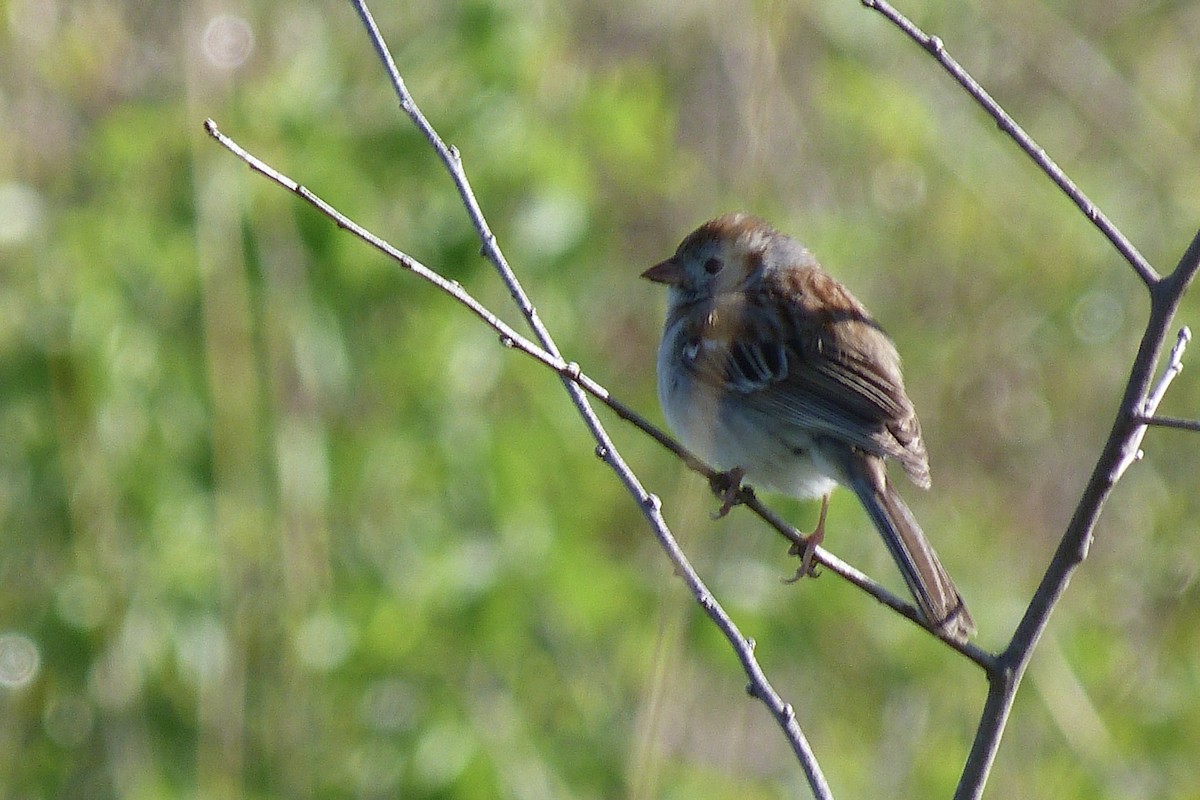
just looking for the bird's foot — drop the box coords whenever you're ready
[709,467,748,519]
[784,494,829,582]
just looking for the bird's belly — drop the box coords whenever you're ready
[658,367,838,501]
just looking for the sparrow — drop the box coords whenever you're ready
[643,212,974,640]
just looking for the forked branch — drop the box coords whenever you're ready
[857,4,1200,796]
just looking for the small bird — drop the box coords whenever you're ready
[643,213,974,640]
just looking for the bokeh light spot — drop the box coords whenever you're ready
[0,632,40,688]
[202,14,254,70]
[1071,289,1124,345]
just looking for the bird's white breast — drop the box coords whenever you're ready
[656,314,840,501]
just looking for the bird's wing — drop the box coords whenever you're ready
[680,269,929,484]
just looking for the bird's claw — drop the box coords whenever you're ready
[784,536,822,582]
[782,494,829,583]
[709,467,747,519]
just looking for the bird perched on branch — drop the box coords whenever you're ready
[643,212,974,641]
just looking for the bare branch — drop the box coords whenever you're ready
[851,3,1200,796]
[1135,414,1200,433]
[859,0,1159,286]
[956,237,1200,800]
[1145,327,1191,411]
[1115,326,1192,480]
[348,0,550,350]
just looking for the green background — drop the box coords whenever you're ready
[2,0,1198,797]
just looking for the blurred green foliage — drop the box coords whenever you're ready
[2,0,1199,798]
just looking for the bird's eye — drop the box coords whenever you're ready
[703,257,722,275]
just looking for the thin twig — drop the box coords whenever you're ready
[1115,326,1192,480]
[859,0,1159,287]
[1144,327,1192,413]
[1135,414,1200,433]
[348,0,552,353]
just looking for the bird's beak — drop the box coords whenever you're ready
[641,258,683,285]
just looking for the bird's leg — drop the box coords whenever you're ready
[709,466,748,519]
[784,494,828,582]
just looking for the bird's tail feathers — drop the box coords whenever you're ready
[848,465,975,641]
